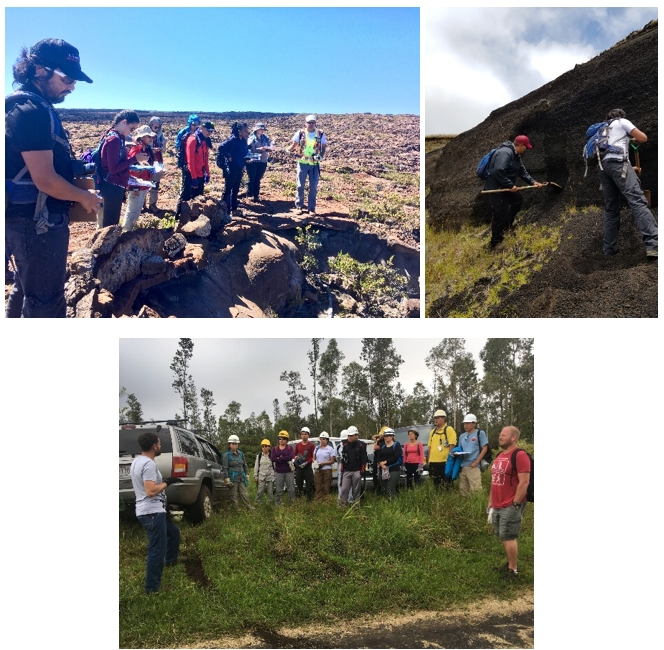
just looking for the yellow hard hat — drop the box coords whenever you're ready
[260,439,271,446]
[277,430,289,440]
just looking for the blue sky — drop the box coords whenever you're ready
[5,7,419,115]
[426,7,658,134]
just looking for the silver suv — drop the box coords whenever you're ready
[119,422,228,524]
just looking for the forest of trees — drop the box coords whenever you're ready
[120,338,534,451]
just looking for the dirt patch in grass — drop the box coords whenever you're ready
[184,590,534,649]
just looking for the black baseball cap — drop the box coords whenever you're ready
[201,121,215,131]
[30,38,93,83]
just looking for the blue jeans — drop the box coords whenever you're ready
[5,212,69,318]
[137,512,180,594]
[296,163,320,211]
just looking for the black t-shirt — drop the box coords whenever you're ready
[5,85,74,218]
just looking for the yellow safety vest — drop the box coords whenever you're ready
[298,129,322,165]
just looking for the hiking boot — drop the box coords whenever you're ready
[646,249,658,258]
[501,569,519,581]
[232,209,243,217]
[490,242,504,252]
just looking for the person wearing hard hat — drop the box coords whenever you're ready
[313,432,336,502]
[371,427,389,493]
[222,435,252,510]
[375,428,402,499]
[339,426,367,506]
[455,414,489,496]
[254,439,276,505]
[288,114,327,215]
[294,427,315,500]
[426,410,457,490]
[336,429,348,501]
[271,431,296,506]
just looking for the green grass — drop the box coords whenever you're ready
[120,479,533,648]
[425,210,573,317]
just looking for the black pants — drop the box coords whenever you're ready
[247,162,267,199]
[294,464,314,500]
[99,180,126,228]
[5,212,69,318]
[404,463,422,489]
[429,461,452,490]
[224,167,244,212]
[176,168,201,216]
[489,191,523,246]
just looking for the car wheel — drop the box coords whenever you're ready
[188,485,212,524]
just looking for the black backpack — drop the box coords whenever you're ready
[177,132,191,169]
[476,429,492,464]
[510,448,534,503]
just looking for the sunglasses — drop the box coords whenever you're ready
[44,67,76,85]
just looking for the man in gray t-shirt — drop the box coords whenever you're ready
[598,108,658,258]
[129,431,182,594]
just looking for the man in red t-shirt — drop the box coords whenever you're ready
[488,426,531,580]
[293,427,315,500]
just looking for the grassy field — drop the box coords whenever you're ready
[120,472,534,648]
[425,208,574,317]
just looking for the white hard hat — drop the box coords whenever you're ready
[346,425,359,436]
[433,409,447,418]
[319,431,330,439]
[340,430,348,441]
[300,427,311,434]
[463,413,477,423]
[383,428,395,436]
[227,435,240,443]
[306,114,317,123]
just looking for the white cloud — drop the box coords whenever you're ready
[424,6,658,134]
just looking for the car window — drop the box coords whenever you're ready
[198,438,219,463]
[175,428,203,457]
[119,427,173,455]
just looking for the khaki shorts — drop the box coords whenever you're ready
[492,503,527,541]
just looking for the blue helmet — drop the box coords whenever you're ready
[187,114,200,125]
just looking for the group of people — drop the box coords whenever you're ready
[4,37,328,318]
[173,113,327,218]
[128,413,532,594]
[482,115,657,258]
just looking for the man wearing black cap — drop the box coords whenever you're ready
[483,135,542,251]
[5,38,101,317]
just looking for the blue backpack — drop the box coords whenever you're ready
[582,120,625,177]
[476,148,497,180]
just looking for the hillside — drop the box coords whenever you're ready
[426,21,657,318]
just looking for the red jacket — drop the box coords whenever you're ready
[186,133,210,180]
[128,144,155,182]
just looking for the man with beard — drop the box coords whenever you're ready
[129,432,183,594]
[488,426,531,580]
[5,38,101,317]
